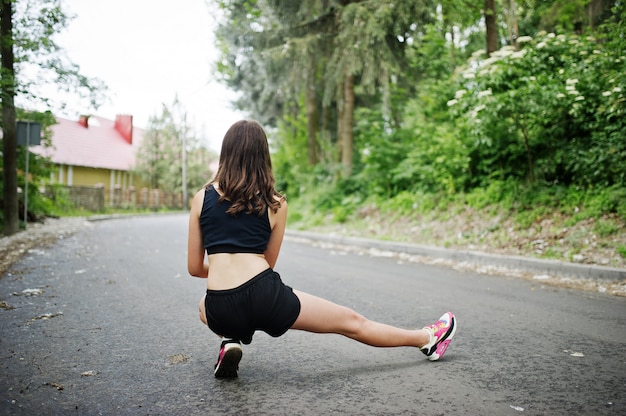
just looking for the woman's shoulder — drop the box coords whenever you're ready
[191,187,208,211]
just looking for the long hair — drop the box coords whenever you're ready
[211,120,283,216]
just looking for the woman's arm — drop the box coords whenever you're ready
[264,198,288,269]
[188,190,209,278]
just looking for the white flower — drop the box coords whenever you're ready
[517,36,533,43]
[579,50,588,55]
[455,89,467,99]
[477,89,492,98]
[447,99,458,107]
[463,72,475,79]
[559,69,565,74]
[567,89,579,95]
[493,48,513,58]
[613,87,622,93]
[474,104,486,112]
[511,50,526,59]
[556,93,566,98]
[566,78,579,85]
[529,76,536,81]
[482,57,499,67]
[575,96,585,101]
[565,85,576,91]
[547,33,556,38]
[471,49,486,59]
[602,91,612,96]
[537,41,547,49]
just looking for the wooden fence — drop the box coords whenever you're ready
[43,185,185,212]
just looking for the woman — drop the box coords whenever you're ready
[188,120,456,378]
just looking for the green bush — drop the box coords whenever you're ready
[449,30,626,188]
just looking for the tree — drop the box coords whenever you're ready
[1,0,18,235]
[134,99,217,198]
[1,0,104,236]
[214,0,435,175]
[484,0,498,56]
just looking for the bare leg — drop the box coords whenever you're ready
[199,295,208,326]
[291,290,430,348]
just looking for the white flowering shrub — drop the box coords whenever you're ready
[449,18,626,187]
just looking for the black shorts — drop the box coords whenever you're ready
[204,268,301,344]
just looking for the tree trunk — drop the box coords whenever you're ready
[507,0,519,49]
[340,72,354,176]
[484,0,498,57]
[337,79,344,167]
[305,76,319,166]
[320,103,332,165]
[1,0,19,236]
[441,3,456,68]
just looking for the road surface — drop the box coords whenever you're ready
[1,214,624,415]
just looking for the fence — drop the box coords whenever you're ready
[44,185,186,212]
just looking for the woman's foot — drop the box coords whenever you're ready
[214,339,242,377]
[420,312,457,361]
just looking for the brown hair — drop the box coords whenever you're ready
[210,120,283,216]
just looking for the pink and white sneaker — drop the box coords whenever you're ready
[420,312,457,361]
[214,339,242,378]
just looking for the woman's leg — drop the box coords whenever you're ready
[290,290,431,348]
[199,295,208,325]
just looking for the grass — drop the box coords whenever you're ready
[288,183,626,267]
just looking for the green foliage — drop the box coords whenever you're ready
[449,28,626,187]
[213,1,626,264]
[271,106,311,199]
[0,110,59,223]
[12,0,106,110]
[39,184,75,216]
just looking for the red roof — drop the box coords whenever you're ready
[31,115,144,171]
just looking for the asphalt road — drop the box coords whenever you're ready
[1,213,624,415]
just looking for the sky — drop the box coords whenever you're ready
[52,0,243,151]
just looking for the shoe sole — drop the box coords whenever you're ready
[428,316,457,361]
[214,346,242,378]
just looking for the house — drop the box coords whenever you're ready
[31,114,146,207]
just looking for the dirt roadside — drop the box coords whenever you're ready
[0,217,91,276]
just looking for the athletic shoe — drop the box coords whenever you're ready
[214,339,242,378]
[420,312,456,361]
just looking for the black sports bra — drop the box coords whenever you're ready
[199,185,271,255]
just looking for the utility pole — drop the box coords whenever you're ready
[181,113,188,208]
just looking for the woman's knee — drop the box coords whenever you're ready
[340,307,368,336]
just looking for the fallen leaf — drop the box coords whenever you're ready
[168,353,189,364]
[28,312,63,323]
[12,288,43,296]
[45,382,64,391]
[0,301,15,310]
